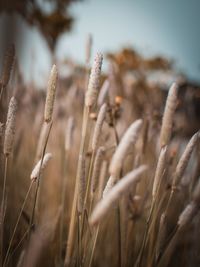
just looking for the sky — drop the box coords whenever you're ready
[1,0,200,86]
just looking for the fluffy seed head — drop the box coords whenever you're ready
[91,147,105,195]
[31,153,52,180]
[178,203,197,227]
[152,146,167,200]
[174,131,199,186]
[77,155,86,214]
[92,104,107,151]
[90,165,147,226]
[44,65,58,123]
[98,160,108,200]
[103,175,115,198]
[85,53,103,107]
[160,83,178,148]
[109,119,143,176]
[4,97,17,156]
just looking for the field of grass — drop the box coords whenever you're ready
[0,41,200,267]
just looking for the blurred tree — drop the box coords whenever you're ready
[0,0,82,51]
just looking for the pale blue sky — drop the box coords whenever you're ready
[2,0,200,86]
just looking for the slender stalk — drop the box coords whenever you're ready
[28,121,52,240]
[59,151,68,264]
[0,156,8,267]
[135,201,155,267]
[117,205,122,267]
[64,106,90,267]
[88,224,100,267]
[3,181,34,266]
[81,150,95,233]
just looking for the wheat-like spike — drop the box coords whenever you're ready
[152,146,167,201]
[177,179,200,228]
[4,97,17,156]
[174,131,199,186]
[44,65,58,123]
[77,155,86,214]
[90,165,147,226]
[160,83,178,148]
[92,104,107,151]
[65,117,75,152]
[97,79,110,106]
[109,119,143,177]
[1,44,15,87]
[85,53,103,107]
[35,122,51,160]
[91,147,105,196]
[98,160,108,200]
[102,175,115,199]
[85,34,92,64]
[30,153,52,180]
[177,203,198,227]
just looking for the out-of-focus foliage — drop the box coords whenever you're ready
[0,0,82,50]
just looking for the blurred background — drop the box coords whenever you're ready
[0,0,200,87]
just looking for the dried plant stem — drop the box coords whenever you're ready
[59,151,69,264]
[80,150,95,234]
[0,156,8,267]
[28,122,52,240]
[64,106,90,267]
[88,224,100,267]
[3,180,34,266]
[117,205,122,267]
[112,123,121,267]
[135,201,155,267]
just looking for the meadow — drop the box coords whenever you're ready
[0,40,200,267]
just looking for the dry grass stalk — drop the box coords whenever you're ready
[85,53,103,107]
[92,104,107,151]
[109,119,143,177]
[4,96,18,156]
[90,165,147,226]
[91,146,105,196]
[152,146,167,201]
[30,153,52,180]
[160,83,178,148]
[0,44,15,87]
[44,65,58,123]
